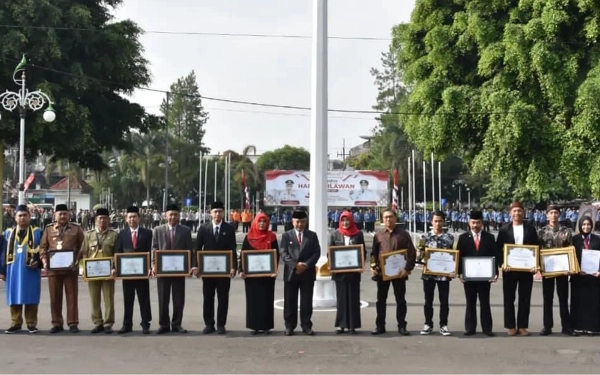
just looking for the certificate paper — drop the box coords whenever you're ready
[543,254,570,273]
[50,251,74,269]
[581,249,600,274]
[86,260,111,277]
[464,258,494,279]
[204,255,227,273]
[121,257,145,275]
[246,254,271,273]
[507,247,536,269]
[334,250,359,268]
[384,253,406,277]
[162,255,185,272]
[426,252,456,274]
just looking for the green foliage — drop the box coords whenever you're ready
[395,0,600,202]
[255,145,311,171]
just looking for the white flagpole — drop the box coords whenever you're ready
[411,150,416,233]
[214,161,218,200]
[407,156,412,232]
[438,161,442,209]
[401,186,404,211]
[431,152,435,211]
[199,152,203,212]
[203,158,209,215]
[423,160,427,232]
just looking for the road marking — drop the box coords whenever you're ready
[273,299,369,312]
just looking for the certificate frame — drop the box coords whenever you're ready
[241,249,278,277]
[540,246,579,278]
[380,249,407,281]
[114,252,150,280]
[47,249,77,271]
[82,257,113,281]
[462,256,496,281]
[197,250,233,278]
[155,250,191,277]
[503,244,539,272]
[328,245,365,274]
[422,248,459,277]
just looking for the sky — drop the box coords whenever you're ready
[113,0,416,158]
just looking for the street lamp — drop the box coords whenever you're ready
[466,187,471,209]
[452,179,468,210]
[0,55,55,205]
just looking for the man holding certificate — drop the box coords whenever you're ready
[538,205,577,336]
[457,210,497,337]
[0,205,43,334]
[496,201,540,337]
[79,208,118,333]
[40,204,85,334]
[195,201,237,334]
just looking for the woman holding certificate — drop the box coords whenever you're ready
[240,212,279,335]
[570,216,600,335]
[329,211,366,334]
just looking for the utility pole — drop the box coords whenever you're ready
[336,138,351,169]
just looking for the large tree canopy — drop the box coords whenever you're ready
[395,0,600,202]
[0,0,152,169]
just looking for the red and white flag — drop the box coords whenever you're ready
[392,168,398,211]
[24,173,35,192]
[242,170,250,209]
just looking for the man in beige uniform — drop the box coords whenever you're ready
[80,208,118,333]
[40,204,85,333]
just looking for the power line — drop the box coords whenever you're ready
[0,24,391,41]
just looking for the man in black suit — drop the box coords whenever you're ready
[194,201,237,334]
[151,204,194,334]
[279,209,321,336]
[114,206,153,334]
[457,210,498,337]
[496,201,540,337]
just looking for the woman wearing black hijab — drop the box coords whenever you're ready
[571,216,600,335]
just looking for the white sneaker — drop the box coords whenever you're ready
[439,326,452,336]
[420,324,432,335]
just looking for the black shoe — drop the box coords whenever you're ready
[202,326,216,334]
[142,326,151,335]
[69,326,79,333]
[264,330,272,335]
[104,327,113,334]
[371,327,386,335]
[350,329,358,334]
[91,326,104,334]
[284,329,294,336]
[540,328,552,336]
[50,326,64,334]
[27,326,39,334]
[335,328,345,334]
[484,331,495,337]
[216,326,226,334]
[302,328,314,336]
[463,330,476,336]
[172,326,188,333]
[562,328,578,336]
[250,330,260,335]
[4,326,21,334]
[156,326,170,334]
[118,327,132,334]
[398,327,410,336]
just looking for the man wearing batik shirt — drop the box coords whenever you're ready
[418,211,455,336]
[538,205,577,336]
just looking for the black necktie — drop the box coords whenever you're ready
[214,226,219,241]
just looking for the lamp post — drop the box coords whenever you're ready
[0,55,56,205]
[452,179,468,210]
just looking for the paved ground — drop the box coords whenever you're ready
[0,229,598,374]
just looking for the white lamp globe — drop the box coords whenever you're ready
[43,110,56,122]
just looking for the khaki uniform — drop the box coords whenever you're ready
[39,222,85,328]
[80,228,118,328]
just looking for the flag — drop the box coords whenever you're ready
[392,168,398,211]
[242,170,250,209]
[24,173,35,192]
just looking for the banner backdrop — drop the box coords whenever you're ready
[264,170,389,207]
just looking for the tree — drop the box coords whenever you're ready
[393,0,600,203]
[0,0,154,183]
[255,145,311,171]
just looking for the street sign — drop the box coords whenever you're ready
[185,198,192,207]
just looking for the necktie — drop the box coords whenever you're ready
[474,233,480,251]
[297,232,302,246]
[132,231,137,248]
[214,226,219,241]
[170,227,175,249]
[584,236,590,249]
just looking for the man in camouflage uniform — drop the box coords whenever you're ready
[418,211,455,336]
[538,205,577,336]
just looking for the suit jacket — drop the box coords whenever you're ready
[195,221,237,270]
[279,229,321,282]
[115,226,153,254]
[151,224,193,267]
[328,230,366,281]
[457,230,498,276]
[496,222,539,267]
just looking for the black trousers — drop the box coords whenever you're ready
[423,279,450,327]
[283,279,314,330]
[542,276,570,330]
[202,278,231,327]
[375,278,407,328]
[157,277,185,328]
[463,281,492,333]
[502,271,533,329]
[122,279,152,328]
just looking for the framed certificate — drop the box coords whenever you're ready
[422,248,459,277]
[82,257,113,281]
[540,246,579,278]
[328,245,365,273]
[48,249,76,271]
[462,256,495,281]
[503,244,539,272]
[197,250,233,278]
[580,249,600,275]
[155,250,191,277]
[241,249,277,277]
[115,252,150,280]
[380,250,407,281]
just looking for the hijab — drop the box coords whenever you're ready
[247,212,276,250]
[338,211,360,237]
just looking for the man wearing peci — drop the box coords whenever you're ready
[114,206,153,334]
[151,204,194,334]
[496,201,540,337]
[457,210,497,337]
[279,209,321,336]
[194,201,237,335]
